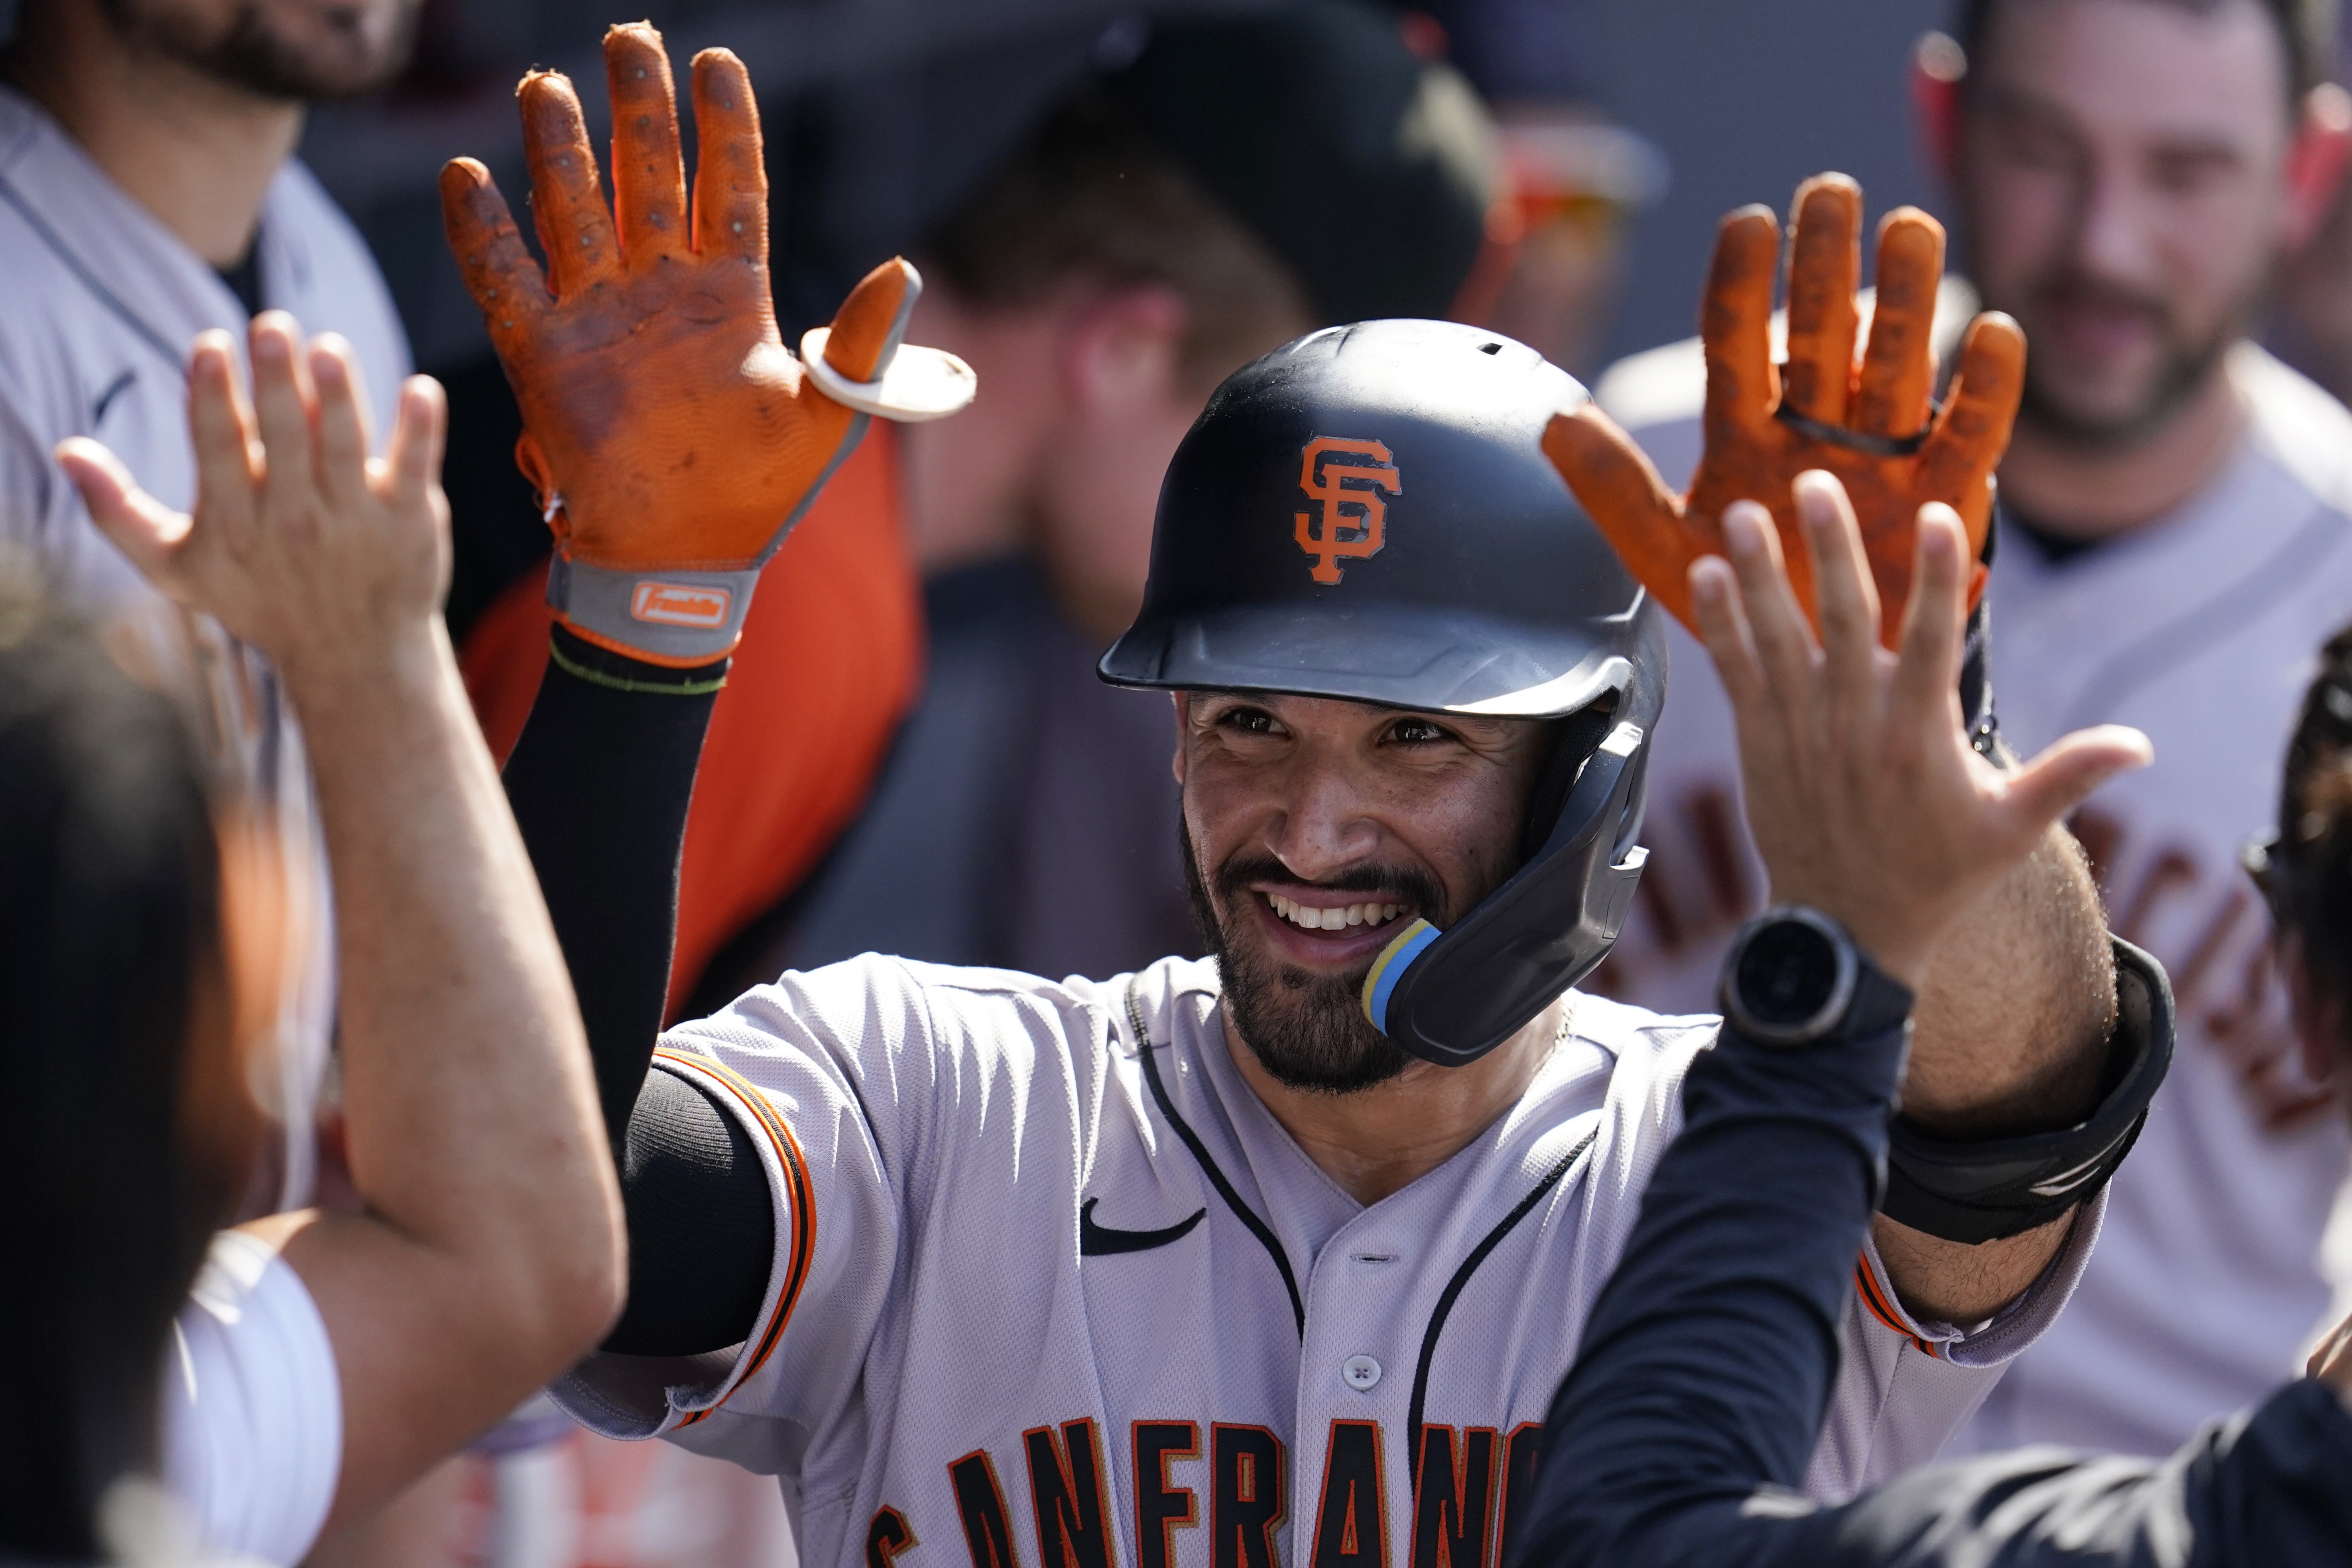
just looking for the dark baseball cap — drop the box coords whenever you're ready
[1103,1,1500,326]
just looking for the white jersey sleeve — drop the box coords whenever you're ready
[161,1230,343,1566]
[1805,1193,2104,1498]
[553,954,996,1465]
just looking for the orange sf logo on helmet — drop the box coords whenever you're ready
[1295,436,1400,584]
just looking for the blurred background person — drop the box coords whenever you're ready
[1586,0,2352,1461]
[2267,0,2352,392]
[6,317,621,1562]
[0,0,419,1215]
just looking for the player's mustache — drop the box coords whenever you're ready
[2028,270,2174,332]
[1214,855,1448,921]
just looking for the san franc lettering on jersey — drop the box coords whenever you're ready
[868,1418,1544,1568]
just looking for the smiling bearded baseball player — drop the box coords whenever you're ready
[446,24,2169,1566]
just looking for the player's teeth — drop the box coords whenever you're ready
[1269,896,1417,930]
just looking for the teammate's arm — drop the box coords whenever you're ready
[1870,847,2114,1322]
[58,316,625,1527]
[1513,898,2352,1568]
[1689,472,2151,1322]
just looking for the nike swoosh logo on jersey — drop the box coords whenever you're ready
[1079,1196,1207,1256]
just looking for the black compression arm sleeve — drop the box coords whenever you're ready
[501,626,776,1355]
[504,626,723,1149]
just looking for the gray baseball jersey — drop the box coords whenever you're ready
[553,954,2099,1568]
[1588,294,2352,1456]
[0,85,410,1206]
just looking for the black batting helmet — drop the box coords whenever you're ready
[1100,319,1665,1068]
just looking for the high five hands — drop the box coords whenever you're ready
[1548,173,2022,645]
[1693,473,2151,987]
[56,315,451,692]
[438,23,971,665]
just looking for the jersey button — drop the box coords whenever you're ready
[1342,1355,1382,1391]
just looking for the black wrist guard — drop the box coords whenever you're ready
[1879,937,2173,1244]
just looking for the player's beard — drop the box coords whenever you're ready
[2005,266,2255,452]
[1179,817,1448,1096]
[98,0,423,102]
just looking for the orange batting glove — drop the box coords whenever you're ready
[1544,173,2023,647]
[439,23,972,665]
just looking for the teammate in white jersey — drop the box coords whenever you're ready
[441,40,2163,1568]
[0,0,415,1205]
[1581,0,2352,1458]
[9,314,622,1562]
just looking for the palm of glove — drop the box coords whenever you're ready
[1545,174,2025,646]
[440,23,906,573]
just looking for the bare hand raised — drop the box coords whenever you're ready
[1691,470,2151,986]
[56,313,451,694]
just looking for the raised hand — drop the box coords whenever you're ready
[1547,173,2024,646]
[1691,470,2150,986]
[439,22,969,665]
[55,313,451,691]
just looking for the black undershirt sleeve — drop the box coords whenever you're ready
[501,625,776,1355]
[606,1066,775,1355]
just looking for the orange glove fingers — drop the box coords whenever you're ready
[689,49,766,265]
[1780,174,1862,425]
[518,70,621,300]
[825,258,919,384]
[1543,403,1704,631]
[438,158,553,355]
[1918,312,2026,546]
[1700,206,1782,438]
[604,24,690,268]
[1853,208,1945,438]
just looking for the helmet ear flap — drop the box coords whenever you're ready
[1518,700,1616,866]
